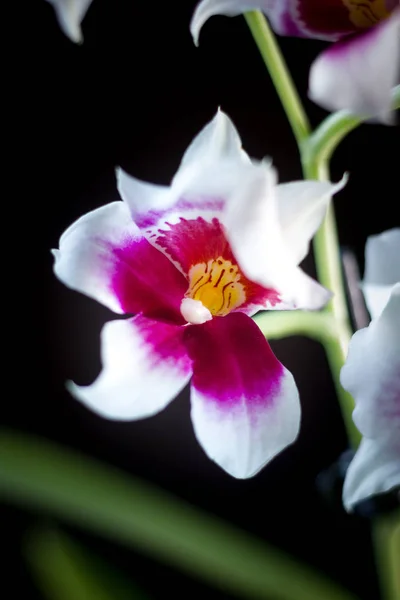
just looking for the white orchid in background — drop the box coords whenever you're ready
[341,228,400,511]
[362,228,400,320]
[53,110,345,478]
[45,0,93,43]
[191,0,400,123]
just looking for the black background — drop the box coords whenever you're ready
[4,1,399,598]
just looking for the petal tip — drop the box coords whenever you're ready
[66,379,82,401]
[189,0,209,46]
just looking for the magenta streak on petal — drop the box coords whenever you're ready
[135,197,224,229]
[184,312,284,413]
[380,376,400,422]
[280,10,306,36]
[327,17,386,58]
[107,236,187,324]
[156,216,232,275]
[133,314,192,375]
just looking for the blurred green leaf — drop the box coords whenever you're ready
[24,525,147,600]
[373,511,400,600]
[0,429,357,600]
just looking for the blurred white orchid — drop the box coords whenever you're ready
[191,0,400,123]
[341,229,400,510]
[45,0,93,43]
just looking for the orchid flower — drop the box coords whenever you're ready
[45,0,93,43]
[341,229,400,510]
[191,1,400,123]
[53,110,345,478]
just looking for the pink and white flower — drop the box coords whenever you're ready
[190,0,400,122]
[341,229,400,510]
[45,0,93,43]
[53,110,344,478]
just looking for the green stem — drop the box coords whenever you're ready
[253,310,338,344]
[245,13,399,600]
[244,11,311,146]
[0,430,357,600]
[245,10,359,447]
[303,85,400,166]
[302,160,360,448]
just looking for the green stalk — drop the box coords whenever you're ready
[303,86,400,166]
[244,11,311,146]
[253,310,338,344]
[245,10,359,446]
[302,159,359,447]
[0,430,357,600]
[245,13,399,600]
[297,85,400,446]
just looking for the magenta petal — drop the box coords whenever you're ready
[111,237,187,323]
[184,313,300,478]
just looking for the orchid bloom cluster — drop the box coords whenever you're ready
[47,0,400,121]
[191,0,400,122]
[54,111,345,478]
[49,0,399,514]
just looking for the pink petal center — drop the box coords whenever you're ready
[155,216,282,314]
[109,237,187,324]
[295,0,394,37]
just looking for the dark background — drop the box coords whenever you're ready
[4,1,399,598]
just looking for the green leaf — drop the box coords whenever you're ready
[25,526,145,600]
[0,429,357,600]
[373,511,400,600]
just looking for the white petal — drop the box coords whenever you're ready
[69,316,192,420]
[362,228,400,318]
[185,313,300,478]
[117,110,251,231]
[172,108,250,191]
[116,171,173,225]
[222,162,332,309]
[190,0,256,46]
[277,176,347,264]
[341,284,400,440]
[364,228,400,286]
[190,0,292,45]
[53,202,136,313]
[309,10,400,122]
[362,284,396,321]
[341,285,400,509]
[343,438,400,511]
[46,0,93,43]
